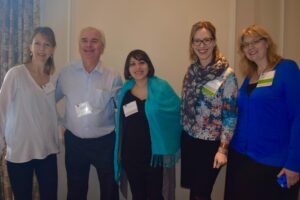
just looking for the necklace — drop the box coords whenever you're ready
[256,65,269,78]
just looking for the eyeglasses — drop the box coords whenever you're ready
[241,38,265,49]
[192,38,214,46]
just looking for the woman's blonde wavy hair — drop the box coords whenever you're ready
[238,25,281,76]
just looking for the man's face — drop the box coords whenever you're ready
[79,28,103,63]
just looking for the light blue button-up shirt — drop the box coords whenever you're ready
[56,60,122,138]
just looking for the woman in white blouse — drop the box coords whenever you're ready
[0,27,59,200]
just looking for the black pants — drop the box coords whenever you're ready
[64,130,119,200]
[225,148,300,200]
[181,132,221,200]
[7,154,58,200]
[123,162,164,200]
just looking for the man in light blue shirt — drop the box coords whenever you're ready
[56,27,122,200]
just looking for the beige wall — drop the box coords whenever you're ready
[40,0,300,199]
[42,0,236,95]
[283,0,300,65]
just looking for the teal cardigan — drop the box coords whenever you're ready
[114,76,182,182]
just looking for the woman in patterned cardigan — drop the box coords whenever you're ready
[180,20,238,200]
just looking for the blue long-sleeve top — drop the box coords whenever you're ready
[230,59,300,172]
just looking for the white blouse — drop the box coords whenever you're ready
[0,64,59,163]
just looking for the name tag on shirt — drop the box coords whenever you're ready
[42,82,55,94]
[123,101,138,117]
[202,79,222,96]
[257,71,275,87]
[75,101,92,117]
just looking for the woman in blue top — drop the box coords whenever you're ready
[114,49,182,200]
[225,25,300,200]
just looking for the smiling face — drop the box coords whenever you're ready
[128,57,149,81]
[79,28,104,65]
[30,33,54,66]
[192,28,216,67]
[242,35,268,66]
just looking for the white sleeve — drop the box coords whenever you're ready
[0,68,17,155]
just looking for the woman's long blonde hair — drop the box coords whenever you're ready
[27,27,56,75]
[238,25,281,76]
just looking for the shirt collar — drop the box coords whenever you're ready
[75,60,103,74]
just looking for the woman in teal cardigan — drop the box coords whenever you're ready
[114,49,182,200]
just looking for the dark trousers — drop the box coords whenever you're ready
[123,162,164,200]
[7,154,58,200]
[181,132,221,200]
[225,148,300,200]
[64,130,119,200]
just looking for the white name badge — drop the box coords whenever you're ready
[202,79,222,96]
[75,101,92,117]
[257,70,275,87]
[123,101,138,117]
[42,82,55,94]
